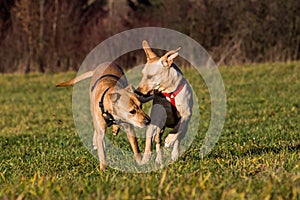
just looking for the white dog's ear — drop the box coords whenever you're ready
[125,84,135,93]
[161,47,181,67]
[142,40,157,60]
[109,92,121,103]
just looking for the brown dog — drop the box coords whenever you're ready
[57,62,151,170]
[136,41,193,164]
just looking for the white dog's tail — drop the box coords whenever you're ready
[56,71,94,87]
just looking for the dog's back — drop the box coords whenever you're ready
[90,62,128,93]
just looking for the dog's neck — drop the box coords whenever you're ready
[159,64,185,93]
[99,88,116,127]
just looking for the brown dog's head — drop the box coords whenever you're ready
[110,85,151,128]
[136,40,181,96]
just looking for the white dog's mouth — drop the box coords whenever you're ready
[134,89,154,97]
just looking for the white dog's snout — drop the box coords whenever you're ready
[154,83,160,90]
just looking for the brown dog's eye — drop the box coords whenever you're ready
[129,110,136,114]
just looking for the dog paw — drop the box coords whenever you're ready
[171,152,179,161]
[112,125,120,136]
[155,151,163,164]
[134,153,142,165]
[141,152,152,164]
[164,134,178,148]
[171,146,180,161]
[99,163,107,171]
[93,145,97,150]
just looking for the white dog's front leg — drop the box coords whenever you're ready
[165,113,191,161]
[141,124,162,164]
[165,133,178,148]
[142,103,167,164]
[165,132,181,161]
[165,109,191,147]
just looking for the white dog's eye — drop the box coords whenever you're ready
[147,75,153,79]
[162,60,168,67]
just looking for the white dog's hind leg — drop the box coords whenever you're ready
[141,125,162,164]
[142,103,167,164]
[154,128,164,164]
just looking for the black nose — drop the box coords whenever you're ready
[146,91,152,96]
[145,117,151,125]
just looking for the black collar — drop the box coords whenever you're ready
[99,88,116,127]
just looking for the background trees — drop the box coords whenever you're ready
[0,0,299,73]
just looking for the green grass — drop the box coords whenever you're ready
[0,62,299,199]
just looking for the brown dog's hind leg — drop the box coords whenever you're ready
[94,126,107,171]
[112,124,120,136]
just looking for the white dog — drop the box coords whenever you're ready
[136,41,193,164]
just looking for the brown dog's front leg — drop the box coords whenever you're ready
[112,124,120,136]
[123,124,142,164]
[93,130,97,150]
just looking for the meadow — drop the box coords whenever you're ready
[0,62,299,199]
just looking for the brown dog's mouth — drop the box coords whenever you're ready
[134,118,151,128]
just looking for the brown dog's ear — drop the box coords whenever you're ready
[109,92,121,103]
[125,84,135,93]
[142,40,157,60]
[161,47,181,67]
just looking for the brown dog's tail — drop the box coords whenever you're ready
[56,70,94,87]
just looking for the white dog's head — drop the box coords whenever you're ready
[136,40,181,96]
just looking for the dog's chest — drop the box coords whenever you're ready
[154,95,181,128]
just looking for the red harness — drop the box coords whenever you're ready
[161,84,185,107]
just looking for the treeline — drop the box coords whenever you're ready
[0,0,299,73]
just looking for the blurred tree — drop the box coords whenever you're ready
[0,0,299,73]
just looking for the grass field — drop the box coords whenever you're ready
[0,62,299,199]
